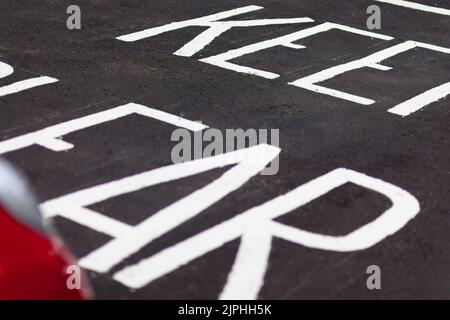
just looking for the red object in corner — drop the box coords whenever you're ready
[0,205,89,299]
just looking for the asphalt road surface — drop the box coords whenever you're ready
[0,0,450,299]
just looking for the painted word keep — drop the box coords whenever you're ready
[117,5,450,117]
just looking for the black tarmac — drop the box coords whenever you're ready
[1,0,449,299]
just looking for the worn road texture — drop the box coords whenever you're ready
[0,0,449,299]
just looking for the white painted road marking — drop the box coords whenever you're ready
[375,0,450,16]
[201,22,393,79]
[116,5,450,117]
[0,103,208,155]
[117,5,265,42]
[110,168,419,298]
[40,151,419,299]
[0,76,58,97]
[0,61,14,78]
[117,5,314,57]
[291,40,450,115]
[0,60,58,97]
[388,82,450,116]
[4,3,436,299]
[53,144,280,273]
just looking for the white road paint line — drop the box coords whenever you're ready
[375,0,450,16]
[290,40,450,113]
[370,63,393,71]
[38,134,418,298]
[117,5,313,57]
[282,42,306,49]
[299,83,376,105]
[290,41,416,104]
[216,18,313,27]
[0,61,58,97]
[201,22,393,79]
[388,82,450,116]
[174,24,236,57]
[414,41,450,54]
[36,137,74,152]
[41,144,273,211]
[113,168,419,297]
[0,76,58,97]
[0,61,14,78]
[117,5,264,42]
[116,5,449,117]
[52,206,133,238]
[174,18,313,57]
[72,144,280,273]
[0,103,208,155]
[135,104,208,130]
[219,228,272,300]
